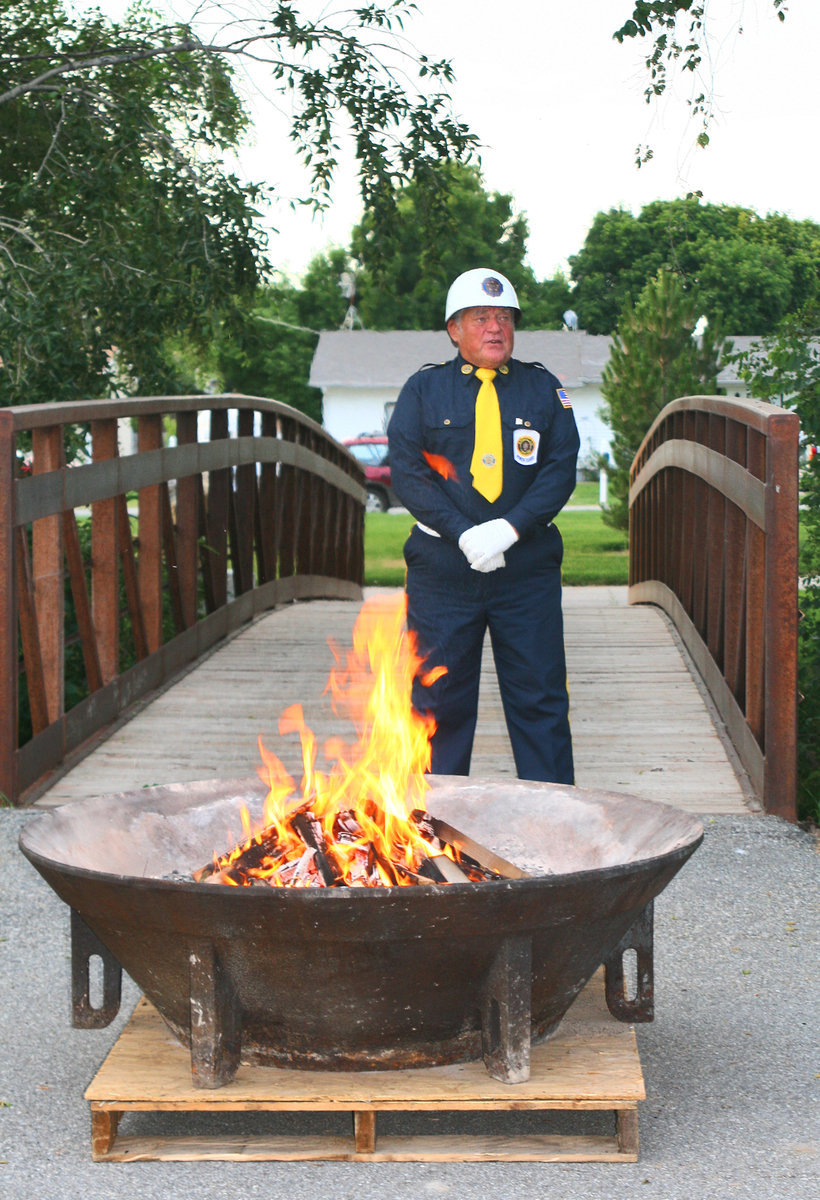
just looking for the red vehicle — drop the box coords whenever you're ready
[343,433,401,512]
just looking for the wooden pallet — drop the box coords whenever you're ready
[85,971,644,1162]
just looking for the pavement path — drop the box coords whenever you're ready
[1,585,817,1197]
[1,808,818,1198]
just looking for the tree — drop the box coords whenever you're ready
[0,0,476,406]
[349,162,572,330]
[204,164,574,424]
[0,1,267,403]
[568,200,820,336]
[736,306,820,823]
[599,268,723,529]
[613,1,789,157]
[214,255,358,423]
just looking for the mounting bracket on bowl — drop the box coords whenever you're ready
[604,900,655,1023]
[188,940,242,1088]
[480,934,532,1084]
[71,908,122,1028]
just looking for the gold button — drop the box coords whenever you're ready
[525,421,531,427]
[499,364,509,374]
[444,418,451,425]
[461,364,473,374]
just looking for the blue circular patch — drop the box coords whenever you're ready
[482,276,504,297]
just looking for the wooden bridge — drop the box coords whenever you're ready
[0,392,799,819]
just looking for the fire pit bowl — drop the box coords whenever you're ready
[19,775,702,1086]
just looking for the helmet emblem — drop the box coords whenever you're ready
[481,276,504,297]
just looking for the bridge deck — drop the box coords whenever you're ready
[34,587,753,814]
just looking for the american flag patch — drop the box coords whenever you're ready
[557,388,572,409]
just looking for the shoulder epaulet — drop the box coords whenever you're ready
[522,360,549,371]
[419,360,447,371]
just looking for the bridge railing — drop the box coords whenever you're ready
[0,395,365,806]
[629,395,799,821]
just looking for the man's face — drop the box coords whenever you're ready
[447,306,515,370]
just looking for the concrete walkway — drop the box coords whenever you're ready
[3,589,817,1198]
[2,807,817,1198]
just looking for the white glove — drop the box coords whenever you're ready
[458,519,519,571]
[471,551,506,573]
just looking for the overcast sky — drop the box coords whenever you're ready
[85,1,819,280]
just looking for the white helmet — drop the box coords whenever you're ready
[444,268,521,325]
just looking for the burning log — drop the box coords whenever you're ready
[189,597,528,891]
[289,810,342,887]
[417,854,470,884]
[194,802,527,890]
[193,829,282,884]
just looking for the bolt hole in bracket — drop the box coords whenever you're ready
[71,908,122,1028]
[604,901,655,1023]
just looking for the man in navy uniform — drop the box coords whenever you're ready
[387,267,580,783]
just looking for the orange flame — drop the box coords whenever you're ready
[423,451,459,481]
[212,593,451,887]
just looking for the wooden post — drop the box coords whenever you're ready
[138,414,164,654]
[206,408,230,608]
[0,411,17,804]
[175,411,199,629]
[745,429,766,749]
[724,419,747,704]
[31,425,65,725]
[232,408,256,595]
[353,1110,376,1154]
[92,419,120,684]
[763,411,799,821]
[257,412,278,583]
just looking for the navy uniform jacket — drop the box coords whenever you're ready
[387,353,580,543]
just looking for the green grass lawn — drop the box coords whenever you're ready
[364,485,628,587]
[565,480,600,507]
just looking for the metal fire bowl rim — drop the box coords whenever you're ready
[19,773,704,901]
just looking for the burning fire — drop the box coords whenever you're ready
[203,593,493,889]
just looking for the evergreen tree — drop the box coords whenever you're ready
[600,269,724,530]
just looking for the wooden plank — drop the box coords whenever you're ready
[117,493,148,661]
[174,411,199,629]
[205,409,230,609]
[63,508,104,694]
[91,419,120,684]
[232,408,256,595]
[160,482,186,636]
[85,974,642,1163]
[34,588,752,814]
[0,410,17,803]
[137,415,164,655]
[15,525,49,735]
[90,1129,637,1163]
[88,979,643,1108]
[31,425,64,724]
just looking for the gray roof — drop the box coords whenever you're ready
[309,329,760,390]
[309,330,614,389]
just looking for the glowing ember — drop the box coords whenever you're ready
[422,450,459,480]
[203,594,497,888]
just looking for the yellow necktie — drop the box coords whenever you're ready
[471,368,502,501]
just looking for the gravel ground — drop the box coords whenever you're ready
[1,807,818,1200]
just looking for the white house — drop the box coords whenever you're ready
[309,329,756,469]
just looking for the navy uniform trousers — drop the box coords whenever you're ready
[405,522,573,784]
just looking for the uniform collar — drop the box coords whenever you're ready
[455,354,512,382]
